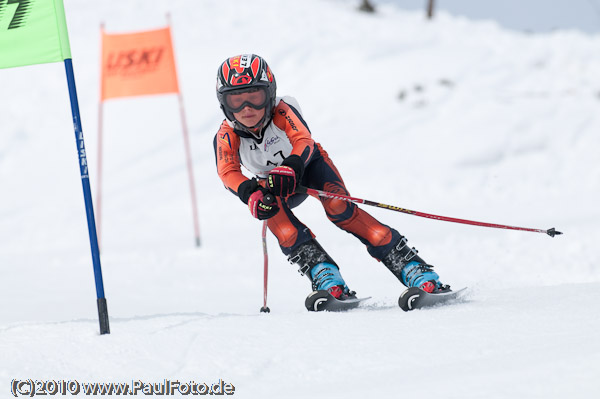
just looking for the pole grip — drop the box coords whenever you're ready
[263,193,275,204]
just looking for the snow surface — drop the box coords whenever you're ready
[1,0,600,398]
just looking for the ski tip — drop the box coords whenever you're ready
[547,227,563,237]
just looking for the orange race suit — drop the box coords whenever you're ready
[213,96,401,259]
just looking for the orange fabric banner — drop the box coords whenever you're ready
[101,27,179,101]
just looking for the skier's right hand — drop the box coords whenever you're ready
[248,187,279,220]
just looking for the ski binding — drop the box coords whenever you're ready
[305,290,370,312]
[398,286,467,311]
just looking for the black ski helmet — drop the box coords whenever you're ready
[216,54,277,129]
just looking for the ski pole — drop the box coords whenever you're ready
[260,220,271,313]
[296,186,562,237]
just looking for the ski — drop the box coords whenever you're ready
[305,290,370,312]
[398,287,467,311]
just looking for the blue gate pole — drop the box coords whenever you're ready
[64,58,110,335]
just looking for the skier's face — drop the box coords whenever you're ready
[233,104,266,129]
[225,87,268,129]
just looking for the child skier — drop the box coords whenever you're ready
[213,54,449,300]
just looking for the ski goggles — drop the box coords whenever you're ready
[223,87,269,113]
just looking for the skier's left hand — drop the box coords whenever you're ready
[267,166,296,197]
[267,155,304,197]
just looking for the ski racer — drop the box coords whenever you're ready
[213,54,449,300]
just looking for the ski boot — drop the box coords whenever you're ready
[288,239,356,300]
[382,236,450,293]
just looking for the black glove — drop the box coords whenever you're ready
[237,178,279,220]
[247,187,279,220]
[267,155,304,197]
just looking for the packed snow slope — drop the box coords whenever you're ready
[1,1,599,398]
